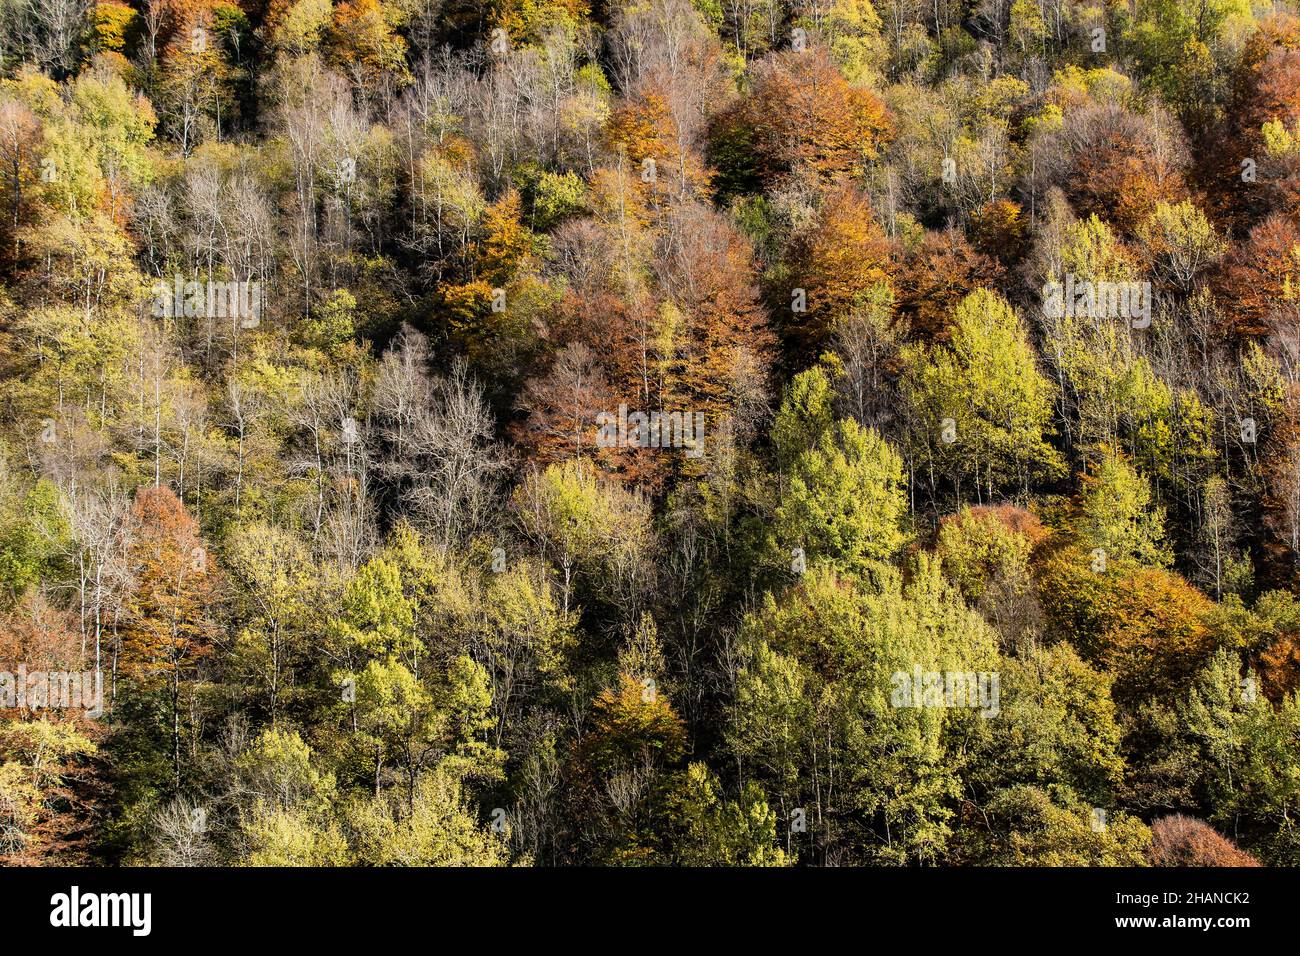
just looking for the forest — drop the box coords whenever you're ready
[0,0,1298,868]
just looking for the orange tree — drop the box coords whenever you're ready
[122,486,217,789]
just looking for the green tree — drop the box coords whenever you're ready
[514,460,654,618]
[771,364,835,473]
[774,418,908,575]
[964,644,1126,807]
[658,763,790,866]
[901,289,1063,505]
[226,523,316,726]
[728,559,1000,864]
[234,729,349,866]
[934,505,1043,644]
[0,478,70,609]
[1077,450,1172,567]
[343,767,511,866]
[957,785,1151,866]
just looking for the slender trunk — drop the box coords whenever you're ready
[172,661,182,790]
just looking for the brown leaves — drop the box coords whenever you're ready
[1036,547,1217,707]
[782,182,895,356]
[1055,105,1188,236]
[970,199,1028,265]
[1201,13,1300,230]
[0,593,104,867]
[1214,213,1300,338]
[604,93,711,202]
[121,485,216,684]
[1148,814,1261,866]
[711,46,893,192]
[895,228,1004,343]
[516,200,772,488]
[582,672,687,773]
[0,590,80,673]
[1258,629,1300,703]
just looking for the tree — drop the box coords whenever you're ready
[773,418,908,575]
[829,285,903,434]
[1037,102,1187,236]
[709,45,892,193]
[121,486,216,790]
[728,560,999,864]
[771,364,834,473]
[1212,13,1300,228]
[957,785,1150,866]
[474,559,575,748]
[651,202,775,435]
[514,459,655,619]
[1136,199,1225,293]
[570,671,689,863]
[512,342,614,467]
[239,804,350,866]
[0,89,42,269]
[343,766,510,865]
[1166,649,1300,863]
[326,0,409,94]
[603,92,710,202]
[373,331,510,551]
[963,643,1125,807]
[781,183,894,356]
[0,592,98,864]
[225,523,315,726]
[657,763,790,865]
[234,728,349,866]
[934,505,1045,645]
[1075,450,1172,568]
[1215,214,1300,338]
[1147,815,1260,866]
[1197,474,1239,599]
[895,230,1004,341]
[1037,546,1216,706]
[901,289,1063,505]
[0,477,70,608]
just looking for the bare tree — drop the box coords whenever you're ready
[147,796,217,866]
[374,327,510,552]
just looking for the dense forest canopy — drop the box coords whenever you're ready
[0,0,1299,868]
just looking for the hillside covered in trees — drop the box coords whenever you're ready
[1,0,1300,868]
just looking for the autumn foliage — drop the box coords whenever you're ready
[7,0,1300,875]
